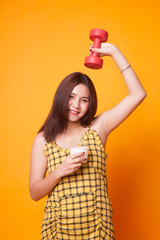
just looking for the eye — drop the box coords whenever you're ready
[81,99,89,103]
[69,94,74,99]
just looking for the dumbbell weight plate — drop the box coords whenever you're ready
[89,29,108,42]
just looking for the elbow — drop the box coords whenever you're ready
[140,90,147,102]
[130,90,147,109]
[30,193,40,202]
[137,90,147,104]
[30,191,40,201]
[29,186,42,201]
[142,89,147,99]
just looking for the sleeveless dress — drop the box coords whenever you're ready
[41,127,115,239]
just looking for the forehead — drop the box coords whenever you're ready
[71,84,89,96]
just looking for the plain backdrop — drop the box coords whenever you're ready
[0,1,160,239]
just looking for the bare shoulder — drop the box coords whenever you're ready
[33,132,46,145]
[32,131,46,153]
[30,131,47,168]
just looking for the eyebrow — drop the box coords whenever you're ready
[71,93,90,99]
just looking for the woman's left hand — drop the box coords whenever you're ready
[90,43,118,57]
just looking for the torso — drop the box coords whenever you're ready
[41,126,115,239]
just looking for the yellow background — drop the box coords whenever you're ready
[0,0,160,239]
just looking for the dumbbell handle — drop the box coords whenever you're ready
[92,38,101,57]
[93,38,101,48]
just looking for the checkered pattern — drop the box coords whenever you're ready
[41,128,115,239]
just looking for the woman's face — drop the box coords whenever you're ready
[68,84,90,123]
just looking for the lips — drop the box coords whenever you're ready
[69,109,80,115]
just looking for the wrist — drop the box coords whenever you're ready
[111,47,130,71]
[54,166,63,180]
[110,44,120,57]
[120,65,131,73]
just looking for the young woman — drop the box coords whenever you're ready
[29,43,146,239]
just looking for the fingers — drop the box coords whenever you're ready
[72,156,86,164]
[67,157,84,173]
[89,45,93,55]
[70,152,86,164]
[89,45,104,57]
[89,43,112,56]
[73,162,82,171]
[71,152,85,159]
[92,48,103,54]
[60,152,87,177]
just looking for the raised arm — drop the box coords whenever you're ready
[91,43,147,141]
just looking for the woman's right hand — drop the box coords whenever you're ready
[57,152,86,178]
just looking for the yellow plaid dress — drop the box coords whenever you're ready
[41,127,115,239]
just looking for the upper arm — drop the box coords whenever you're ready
[29,132,47,188]
[93,93,146,138]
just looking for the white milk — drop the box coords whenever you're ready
[70,146,88,160]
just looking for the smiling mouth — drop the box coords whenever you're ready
[69,109,80,115]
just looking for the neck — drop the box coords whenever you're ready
[66,121,82,134]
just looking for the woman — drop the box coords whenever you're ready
[29,43,146,239]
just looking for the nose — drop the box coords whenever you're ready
[73,98,80,109]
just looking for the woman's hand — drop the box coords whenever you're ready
[56,152,86,178]
[90,43,118,57]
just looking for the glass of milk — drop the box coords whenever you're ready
[70,144,88,162]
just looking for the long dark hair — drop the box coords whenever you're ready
[39,72,97,142]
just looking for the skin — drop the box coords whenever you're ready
[29,43,147,201]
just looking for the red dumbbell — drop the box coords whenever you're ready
[84,28,108,69]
